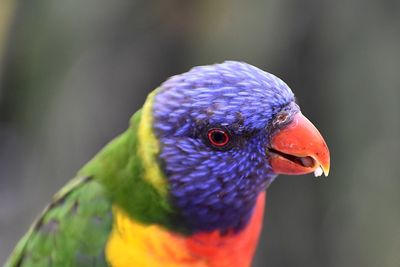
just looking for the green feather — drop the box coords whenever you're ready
[79,110,178,228]
[5,176,112,267]
[5,107,182,266]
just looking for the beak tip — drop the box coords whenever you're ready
[320,162,330,177]
[269,112,331,178]
[323,165,330,177]
[313,164,330,177]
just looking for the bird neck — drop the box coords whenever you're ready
[106,192,266,267]
[78,109,184,232]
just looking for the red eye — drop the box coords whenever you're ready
[207,128,230,147]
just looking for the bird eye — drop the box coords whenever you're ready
[273,112,289,127]
[207,128,230,148]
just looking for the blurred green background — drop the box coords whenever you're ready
[1,1,400,266]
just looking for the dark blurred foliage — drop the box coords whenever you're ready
[1,0,400,266]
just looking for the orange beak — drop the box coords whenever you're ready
[268,112,330,177]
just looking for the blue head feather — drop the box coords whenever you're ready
[152,61,295,233]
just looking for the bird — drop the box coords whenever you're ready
[5,61,330,267]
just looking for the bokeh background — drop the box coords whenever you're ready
[1,0,399,266]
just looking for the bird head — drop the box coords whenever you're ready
[147,61,329,232]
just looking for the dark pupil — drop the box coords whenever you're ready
[212,131,226,144]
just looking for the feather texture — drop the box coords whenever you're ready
[5,176,112,267]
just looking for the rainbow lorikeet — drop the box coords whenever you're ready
[5,61,330,267]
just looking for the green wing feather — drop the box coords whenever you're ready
[4,176,113,267]
[5,107,178,266]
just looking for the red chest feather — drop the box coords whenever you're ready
[186,192,266,267]
[106,192,266,267]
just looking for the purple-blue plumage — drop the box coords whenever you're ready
[152,61,295,233]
